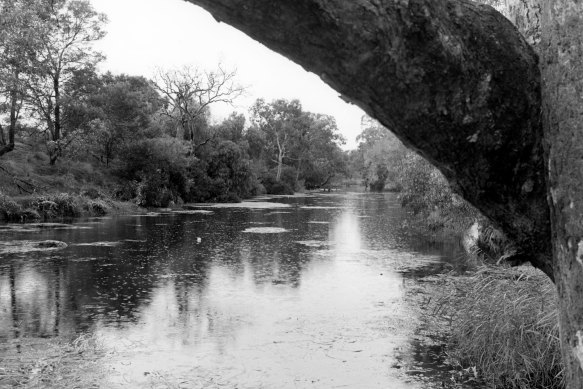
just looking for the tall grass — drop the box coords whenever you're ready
[434,266,563,388]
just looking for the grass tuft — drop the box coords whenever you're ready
[433,266,563,388]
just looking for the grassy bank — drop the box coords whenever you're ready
[419,266,562,388]
[0,191,139,223]
[0,143,140,223]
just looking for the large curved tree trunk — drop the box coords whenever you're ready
[186,0,583,386]
[189,0,550,276]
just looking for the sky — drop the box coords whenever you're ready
[90,0,366,149]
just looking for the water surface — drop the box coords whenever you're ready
[0,192,464,388]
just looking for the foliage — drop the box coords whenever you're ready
[433,267,563,389]
[65,72,163,164]
[0,191,22,221]
[116,137,189,207]
[22,0,107,164]
[397,150,477,231]
[261,174,294,195]
[354,117,407,191]
[249,99,347,188]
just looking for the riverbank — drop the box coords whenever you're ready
[0,192,140,223]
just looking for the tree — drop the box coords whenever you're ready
[187,0,583,386]
[66,73,163,165]
[292,113,346,189]
[24,0,107,164]
[0,0,39,157]
[152,65,244,150]
[355,117,406,191]
[250,98,304,182]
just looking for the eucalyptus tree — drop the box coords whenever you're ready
[24,0,107,164]
[250,98,304,182]
[0,0,38,156]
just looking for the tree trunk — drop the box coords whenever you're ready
[0,82,19,157]
[539,1,583,386]
[53,76,61,142]
[276,151,283,182]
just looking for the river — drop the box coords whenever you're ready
[0,192,467,388]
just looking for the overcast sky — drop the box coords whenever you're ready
[90,0,365,149]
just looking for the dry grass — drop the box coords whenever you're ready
[431,266,563,388]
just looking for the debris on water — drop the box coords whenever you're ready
[72,241,123,247]
[296,240,330,247]
[172,210,214,215]
[0,240,68,254]
[242,227,288,234]
[185,202,291,209]
[300,206,342,210]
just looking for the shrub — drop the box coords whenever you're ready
[84,199,109,216]
[261,175,294,195]
[434,267,563,388]
[398,151,478,233]
[27,193,83,219]
[116,138,189,207]
[0,193,23,222]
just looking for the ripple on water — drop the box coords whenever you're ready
[242,227,289,234]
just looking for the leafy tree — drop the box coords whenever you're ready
[293,113,346,189]
[213,112,246,143]
[64,73,163,165]
[355,117,406,191]
[0,0,39,156]
[250,98,304,182]
[23,0,107,164]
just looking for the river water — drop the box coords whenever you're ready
[0,192,466,388]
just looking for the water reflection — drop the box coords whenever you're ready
[0,192,464,388]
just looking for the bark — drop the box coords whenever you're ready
[540,1,583,386]
[188,0,551,276]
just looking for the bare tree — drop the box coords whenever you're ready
[152,64,244,151]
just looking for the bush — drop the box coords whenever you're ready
[116,138,189,207]
[434,267,563,388]
[0,193,23,222]
[398,151,478,233]
[261,175,294,195]
[26,193,83,219]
